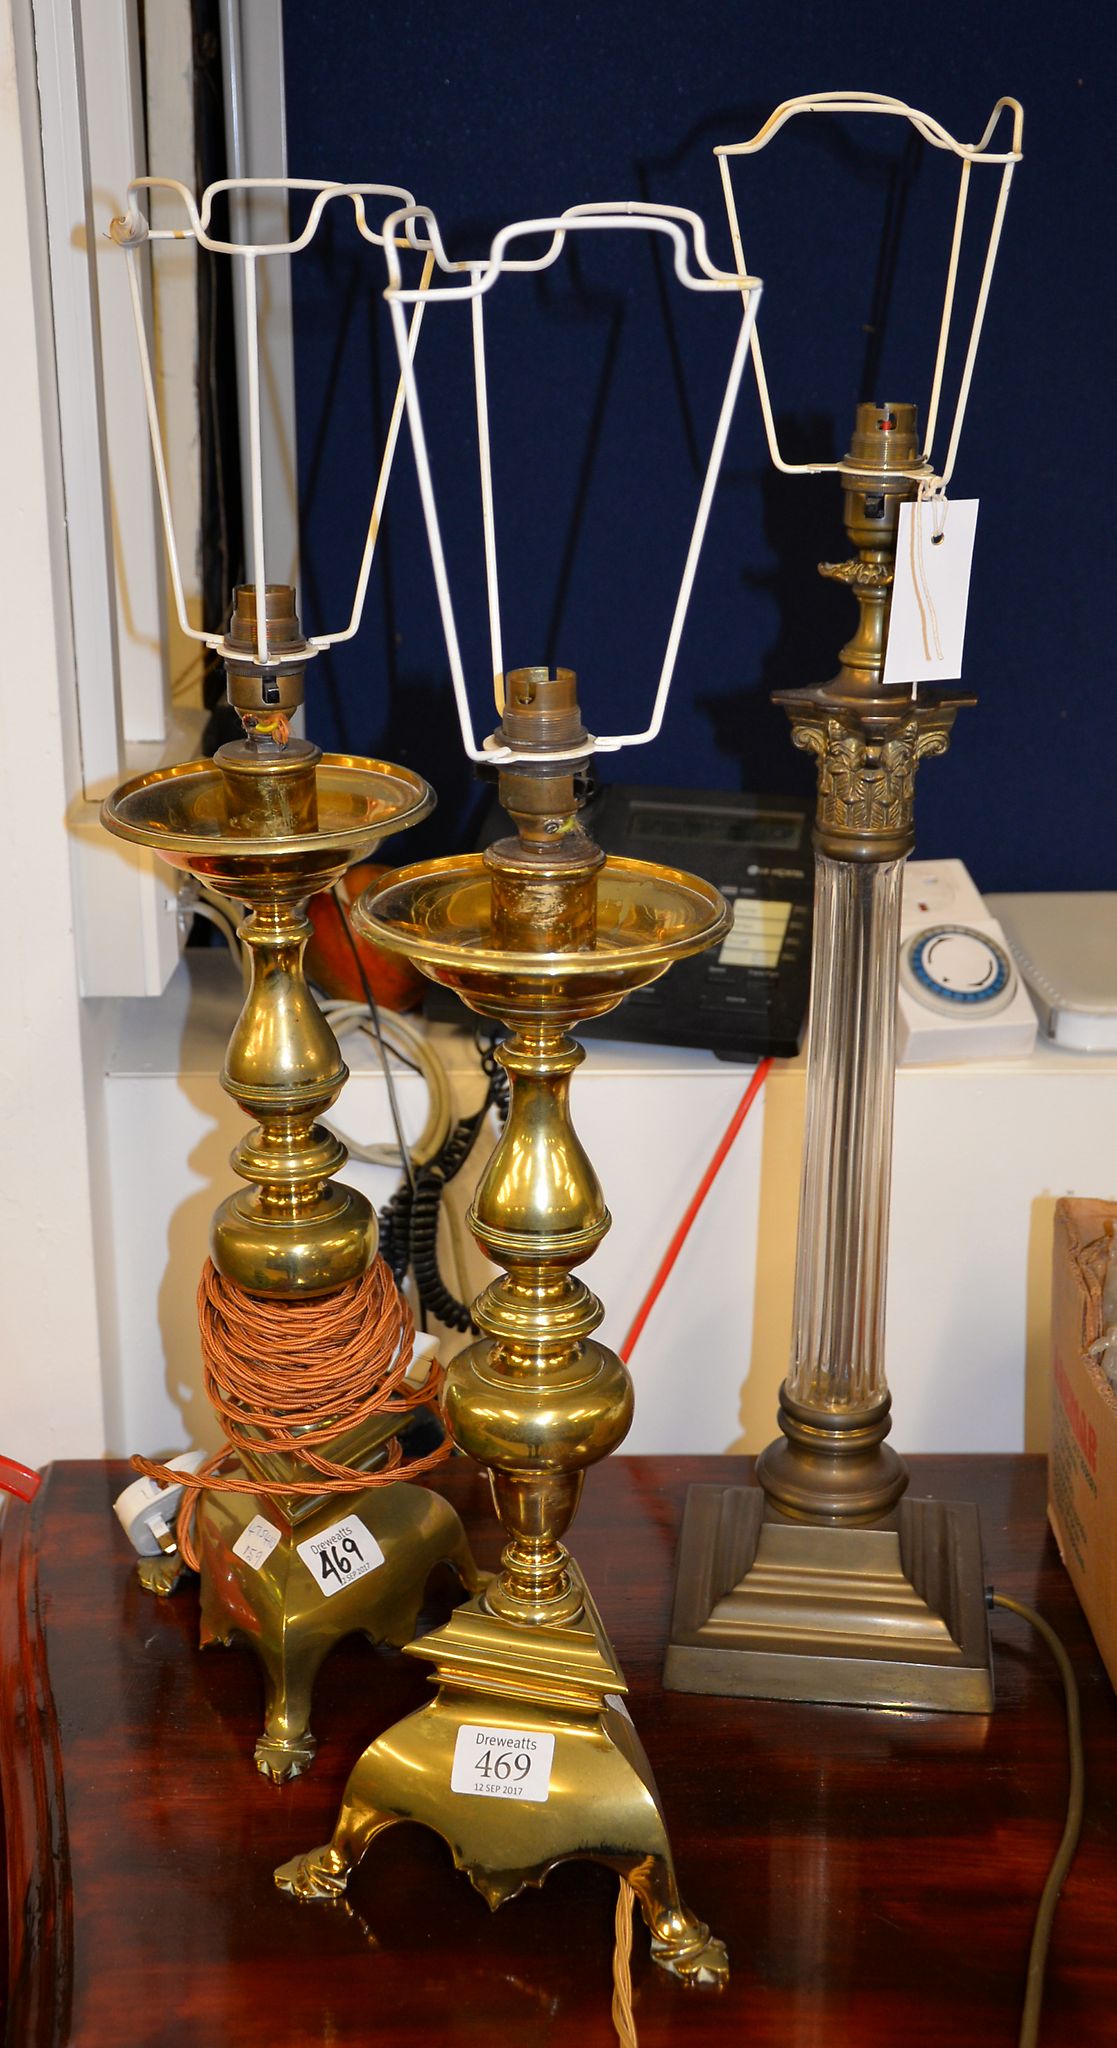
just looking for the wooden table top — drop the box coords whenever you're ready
[1,1455,1114,2047]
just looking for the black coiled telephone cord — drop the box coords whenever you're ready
[378,1038,509,1331]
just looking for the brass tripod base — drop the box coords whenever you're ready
[139,1473,482,1780]
[665,1485,994,1712]
[276,1565,728,1986]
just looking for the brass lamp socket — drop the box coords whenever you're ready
[842,400,929,549]
[494,666,593,855]
[224,582,309,720]
[485,665,602,948]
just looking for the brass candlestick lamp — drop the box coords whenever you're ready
[665,95,1023,1710]
[102,180,480,1779]
[277,202,760,1979]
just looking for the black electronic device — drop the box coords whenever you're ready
[426,784,814,1062]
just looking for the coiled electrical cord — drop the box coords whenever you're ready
[325,883,508,1331]
[378,1039,508,1331]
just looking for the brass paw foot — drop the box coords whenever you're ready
[274,1844,347,1900]
[650,1923,729,1988]
[255,1731,317,1784]
[136,1552,188,1596]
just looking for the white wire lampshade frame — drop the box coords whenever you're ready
[716,93,1024,488]
[109,177,438,669]
[376,200,763,767]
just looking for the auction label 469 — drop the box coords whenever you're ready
[295,1515,385,1598]
[450,1724,556,1803]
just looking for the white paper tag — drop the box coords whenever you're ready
[882,498,978,686]
[296,1515,385,1597]
[233,1514,283,1571]
[450,1724,555,1803]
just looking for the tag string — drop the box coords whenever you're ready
[910,478,947,664]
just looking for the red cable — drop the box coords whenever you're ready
[620,1057,772,1363]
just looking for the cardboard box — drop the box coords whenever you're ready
[1050,1197,1117,1692]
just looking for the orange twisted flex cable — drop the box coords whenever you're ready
[132,1256,451,1565]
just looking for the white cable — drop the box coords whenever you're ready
[716,94,1022,485]
[321,1005,454,1168]
[187,898,244,972]
[377,201,762,765]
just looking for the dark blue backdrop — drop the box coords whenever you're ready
[281,1,1111,889]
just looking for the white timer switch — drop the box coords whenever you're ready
[900,926,1015,1016]
[897,862,1037,1064]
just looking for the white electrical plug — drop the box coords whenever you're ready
[404,1334,442,1391]
[113,1451,207,1557]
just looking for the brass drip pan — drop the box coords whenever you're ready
[355,853,731,1018]
[101,753,434,887]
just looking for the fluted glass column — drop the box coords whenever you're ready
[787,851,904,1413]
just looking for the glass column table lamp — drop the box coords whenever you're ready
[101,179,481,1778]
[277,200,761,1983]
[665,95,1023,1711]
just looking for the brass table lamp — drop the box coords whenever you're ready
[666,96,1023,1711]
[665,404,991,1708]
[101,181,479,1778]
[277,666,732,1980]
[276,199,761,1977]
[102,585,480,1777]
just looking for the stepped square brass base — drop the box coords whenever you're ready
[664,1485,994,1713]
[276,1563,728,1985]
[141,1469,480,1781]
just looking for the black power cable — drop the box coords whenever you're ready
[379,1041,508,1331]
[989,1590,1085,2048]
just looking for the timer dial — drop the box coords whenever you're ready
[900,924,1015,1016]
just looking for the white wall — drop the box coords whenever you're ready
[0,0,198,1465]
[0,0,108,1460]
[90,951,1117,1466]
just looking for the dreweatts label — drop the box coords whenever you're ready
[450,1724,555,1802]
[295,1515,385,1597]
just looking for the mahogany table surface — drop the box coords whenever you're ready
[1,1455,1114,2047]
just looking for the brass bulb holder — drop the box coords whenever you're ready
[665,412,994,1713]
[101,587,482,1778]
[223,581,309,723]
[277,668,731,1986]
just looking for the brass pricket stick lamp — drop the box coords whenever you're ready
[666,96,1023,1710]
[277,202,761,1980]
[101,180,480,1778]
